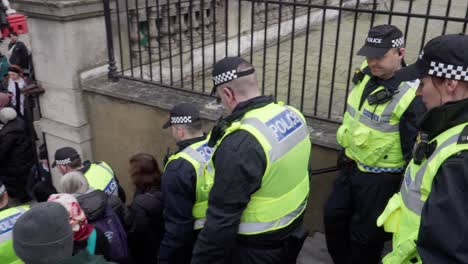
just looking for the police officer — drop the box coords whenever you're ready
[377,34,468,263]
[0,179,29,264]
[191,57,310,264]
[324,24,426,264]
[52,147,125,201]
[159,103,212,264]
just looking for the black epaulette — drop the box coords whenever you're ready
[413,132,437,164]
[352,67,366,85]
[457,125,468,144]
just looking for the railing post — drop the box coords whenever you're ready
[103,0,119,82]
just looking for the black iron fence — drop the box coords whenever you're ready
[103,0,468,123]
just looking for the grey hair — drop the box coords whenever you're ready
[60,171,89,194]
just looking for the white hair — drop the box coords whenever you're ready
[60,171,89,194]
[0,107,17,124]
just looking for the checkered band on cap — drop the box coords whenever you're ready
[391,37,404,48]
[213,70,238,86]
[55,158,72,166]
[428,61,468,81]
[171,116,192,124]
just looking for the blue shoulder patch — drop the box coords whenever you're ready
[196,143,214,162]
[265,109,303,142]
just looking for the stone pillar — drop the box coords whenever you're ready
[13,0,109,186]
[159,4,179,55]
[129,9,141,58]
[148,7,160,56]
[223,0,252,39]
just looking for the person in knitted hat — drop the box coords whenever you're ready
[13,202,113,264]
[0,107,34,203]
[12,202,72,264]
[48,193,111,260]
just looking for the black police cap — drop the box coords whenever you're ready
[357,24,404,58]
[162,103,201,129]
[395,33,468,82]
[211,57,255,95]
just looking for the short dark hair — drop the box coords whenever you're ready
[9,32,18,37]
[32,182,58,202]
[183,120,203,134]
[68,157,82,170]
[129,153,162,192]
[431,76,468,89]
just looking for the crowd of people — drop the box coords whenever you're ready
[0,24,467,264]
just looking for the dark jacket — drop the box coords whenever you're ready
[73,227,111,260]
[0,115,34,200]
[58,247,115,264]
[77,189,130,263]
[77,189,129,229]
[191,96,307,264]
[8,41,29,70]
[128,186,164,264]
[415,98,468,263]
[159,135,206,264]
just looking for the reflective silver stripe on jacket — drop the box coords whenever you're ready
[400,134,458,215]
[241,108,309,162]
[238,200,307,234]
[0,207,28,243]
[194,218,205,230]
[194,201,307,233]
[182,145,210,177]
[346,83,414,133]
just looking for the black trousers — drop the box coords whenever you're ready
[232,226,308,264]
[324,163,402,264]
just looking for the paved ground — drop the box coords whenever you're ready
[298,232,333,264]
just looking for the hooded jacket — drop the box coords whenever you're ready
[77,189,128,226]
[0,115,34,199]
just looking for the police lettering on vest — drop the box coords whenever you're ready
[193,103,310,234]
[266,109,303,142]
[0,213,22,236]
[362,109,380,122]
[103,178,118,196]
[196,143,214,163]
[84,162,118,196]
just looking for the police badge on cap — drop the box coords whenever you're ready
[357,24,404,58]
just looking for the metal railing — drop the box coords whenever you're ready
[103,0,468,123]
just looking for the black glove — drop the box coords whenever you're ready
[336,148,351,169]
[284,227,308,264]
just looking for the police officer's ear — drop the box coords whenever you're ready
[445,79,461,96]
[0,191,9,209]
[222,86,235,102]
[397,48,405,58]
